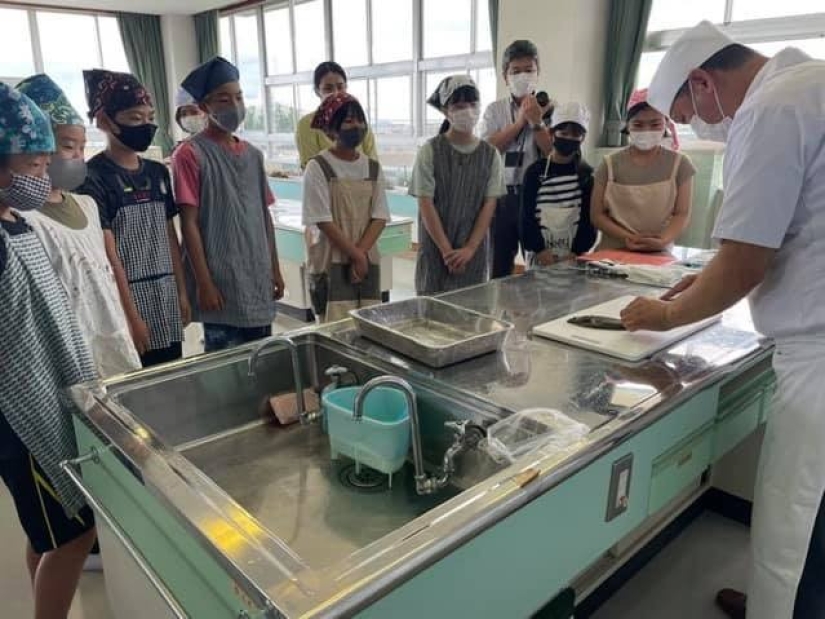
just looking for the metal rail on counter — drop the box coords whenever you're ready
[61,450,189,619]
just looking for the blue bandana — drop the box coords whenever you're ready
[16,74,85,128]
[0,83,55,155]
[181,56,240,103]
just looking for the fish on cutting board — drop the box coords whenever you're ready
[533,295,720,362]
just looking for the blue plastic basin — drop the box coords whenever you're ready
[323,386,411,475]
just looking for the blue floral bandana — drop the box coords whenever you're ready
[0,83,55,155]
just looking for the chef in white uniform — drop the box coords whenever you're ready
[620,20,825,619]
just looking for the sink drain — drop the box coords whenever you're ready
[338,463,389,492]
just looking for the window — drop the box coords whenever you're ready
[98,16,129,72]
[219,16,233,61]
[732,0,823,21]
[646,0,725,33]
[0,8,35,78]
[423,0,472,58]
[372,0,413,63]
[234,13,265,133]
[641,1,825,141]
[221,0,494,177]
[294,0,326,72]
[332,0,368,66]
[263,7,293,75]
[0,7,128,151]
[38,12,100,121]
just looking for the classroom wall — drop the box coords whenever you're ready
[497,0,610,156]
[161,14,199,141]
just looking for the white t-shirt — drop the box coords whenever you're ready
[481,98,542,186]
[302,151,390,225]
[712,48,825,340]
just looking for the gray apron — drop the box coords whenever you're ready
[184,135,278,328]
[0,227,96,516]
[415,135,496,295]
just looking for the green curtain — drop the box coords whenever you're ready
[194,11,220,65]
[117,12,174,155]
[488,0,499,62]
[599,0,654,146]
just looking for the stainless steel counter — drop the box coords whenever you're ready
[323,266,763,433]
[71,266,770,618]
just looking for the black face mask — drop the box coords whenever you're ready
[338,127,365,150]
[553,136,581,157]
[115,122,158,152]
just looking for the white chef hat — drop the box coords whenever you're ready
[175,86,196,109]
[648,21,735,116]
[551,101,590,132]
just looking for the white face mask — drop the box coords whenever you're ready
[629,130,663,151]
[689,81,733,142]
[508,72,537,98]
[180,114,206,135]
[448,106,480,133]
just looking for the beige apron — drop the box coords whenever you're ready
[307,155,382,322]
[598,151,680,250]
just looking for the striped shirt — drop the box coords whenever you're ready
[521,158,597,259]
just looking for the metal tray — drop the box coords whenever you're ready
[350,297,513,368]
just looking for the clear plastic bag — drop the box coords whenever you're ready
[484,408,590,464]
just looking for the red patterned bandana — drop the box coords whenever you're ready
[311,92,357,131]
[83,69,153,120]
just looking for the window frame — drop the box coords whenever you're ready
[0,4,130,151]
[220,0,494,176]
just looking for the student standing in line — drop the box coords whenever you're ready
[16,73,141,378]
[295,61,379,169]
[79,69,189,368]
[521,102,597,267]
[173,57,284,352]
[302,93,389,322]
[0,83,97,619]
[410,75,505,295]
[481,40,554,278]
[591,89,695,251]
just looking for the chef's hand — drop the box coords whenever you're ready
[620,297,673,332]
[128,315,151,355]
[535,249,555,267]
[271,268,285,300]
[661,274,698,301]
[522,95,543,126]
[198,279,225,312]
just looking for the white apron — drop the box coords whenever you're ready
[749,337,825,619]
[598,150,679,250]
[23,194,141,377]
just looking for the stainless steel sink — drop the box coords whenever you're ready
[106,332,506,570]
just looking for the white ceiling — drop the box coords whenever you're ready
[5,0,236,15]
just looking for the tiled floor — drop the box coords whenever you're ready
[590,512,750,619]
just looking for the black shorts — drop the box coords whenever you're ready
[0,451,95,554]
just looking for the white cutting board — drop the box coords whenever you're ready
[532,295,720,362]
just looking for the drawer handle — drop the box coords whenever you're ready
[677,451,693,467]
[61,451,188,619]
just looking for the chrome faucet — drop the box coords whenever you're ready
[249,336,314,425]
[354,376,471,495]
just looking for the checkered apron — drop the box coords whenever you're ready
[111,197,183,351]
[0,228,96,516]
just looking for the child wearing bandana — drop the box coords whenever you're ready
[79,69,190,367]
[0,83,98,618]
